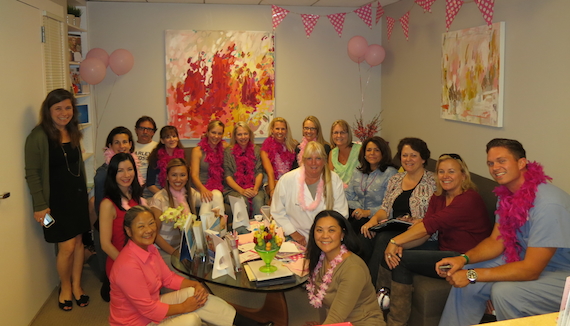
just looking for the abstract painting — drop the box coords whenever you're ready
[165,30,275,139]
[441,22,505,127]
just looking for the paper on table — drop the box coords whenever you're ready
[239,243,255,252]
[238,232,254,244]
[279,241,300,253]
[239,250,260,264]
[284,258,308,277]
[229,195,249,229]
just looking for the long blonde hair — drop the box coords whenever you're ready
[302,116,330,146]
[269,117,296,152]
[302,141,334,210]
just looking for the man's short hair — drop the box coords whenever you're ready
[135,116,157,130]
[486,138,526,159]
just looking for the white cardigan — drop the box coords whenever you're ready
[270,168,348,240]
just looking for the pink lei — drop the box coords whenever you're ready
[261,136,295,180]
[306,244,348,308]
[298,166,324,211]
[232,142,256,189]
[198,137,224,192]
[494,161,551,263]
[157,147,185,188]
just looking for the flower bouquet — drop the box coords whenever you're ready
[253,222,283,273]
[159,205,195,230]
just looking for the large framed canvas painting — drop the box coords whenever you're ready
[165,30,275,139]
[441,22,505,127]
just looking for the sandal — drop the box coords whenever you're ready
[74,294,90,307]
[58,288,73,312]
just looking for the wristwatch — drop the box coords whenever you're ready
[466,269,478,284]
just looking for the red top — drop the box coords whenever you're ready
[105,198,139,276]
[422,189,492,253]
[109,240,185,326]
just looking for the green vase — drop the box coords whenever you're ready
[255,247,280,273]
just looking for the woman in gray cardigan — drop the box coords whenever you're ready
[25,89,91,311]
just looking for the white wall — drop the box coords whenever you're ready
[0,0,64,324]
[381,0,570,192]
[87,2,383,165]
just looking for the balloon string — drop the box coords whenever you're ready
[361,67,371,117]
[93,75,118,167]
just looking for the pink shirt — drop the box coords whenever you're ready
[109,240,185,326]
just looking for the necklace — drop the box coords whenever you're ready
[306,244,348,308]
[61,145,81,177]
[360,170,378,194]
[298,167,324,211]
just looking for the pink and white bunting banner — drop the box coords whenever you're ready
[354,3,373,29]
[445,0,464,30]
[415,0,437,12]
[301,14,320,38]
[376,2,385,25]
[399,11,410,40]
[271,5,290,30]
[387,16,396,41]
[327,13,346,38]
[475,0,495,26]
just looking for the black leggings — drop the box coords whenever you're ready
[390,248,459,284]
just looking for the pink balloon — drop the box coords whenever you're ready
[86,48,110,67]
[347,36,368,62]
[365,44,386,67]
[348,52,365,64]
[109,49,134,76]
[79,58,106,85]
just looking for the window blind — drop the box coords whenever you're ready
[42,12,66,92]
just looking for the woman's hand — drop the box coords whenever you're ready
[351,208,371,220]
[180,289,208,313]
[290,231,307,247]
[242,188,258,198]
[34,208,50,224]
[384,242,403,269]
[360,220,378,239]
[200,189,214,203]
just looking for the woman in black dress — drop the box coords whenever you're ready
[25,89,91,311]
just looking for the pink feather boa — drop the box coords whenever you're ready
[232,142,256,190]
[261,136,295,180]
[494,161,551,262]
[198,137,224,192]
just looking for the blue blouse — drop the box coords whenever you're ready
[345,166,398,215]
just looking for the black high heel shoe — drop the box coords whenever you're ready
[74,294,90,307]
[58,288,73,312]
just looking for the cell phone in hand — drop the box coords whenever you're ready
[438,264,452,271]
[43,213,55,228]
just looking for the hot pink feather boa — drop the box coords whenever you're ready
[261,136,295,180]
[198,137,224,192]
[232,142,255,190]
[494,161,551,262]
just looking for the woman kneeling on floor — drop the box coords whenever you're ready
[109,205,273,326]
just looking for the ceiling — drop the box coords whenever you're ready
[85,0,400,8]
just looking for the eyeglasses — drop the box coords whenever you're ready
[137,126,156,132]
[439,153,463,161]
[333,131,347,136]
[303,127,317,131]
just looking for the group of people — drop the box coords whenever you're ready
[25,89,570,326]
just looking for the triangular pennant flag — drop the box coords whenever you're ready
[327,13,346,38]
[416,0,437,12]
[445,0,464,31]
[354,3,373,29]
[399,12,411,41]
[387,17,396,41]
[271,5,290,30]
[475,0,495,26]
[376,1,385,25]
[301,14,320,38]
